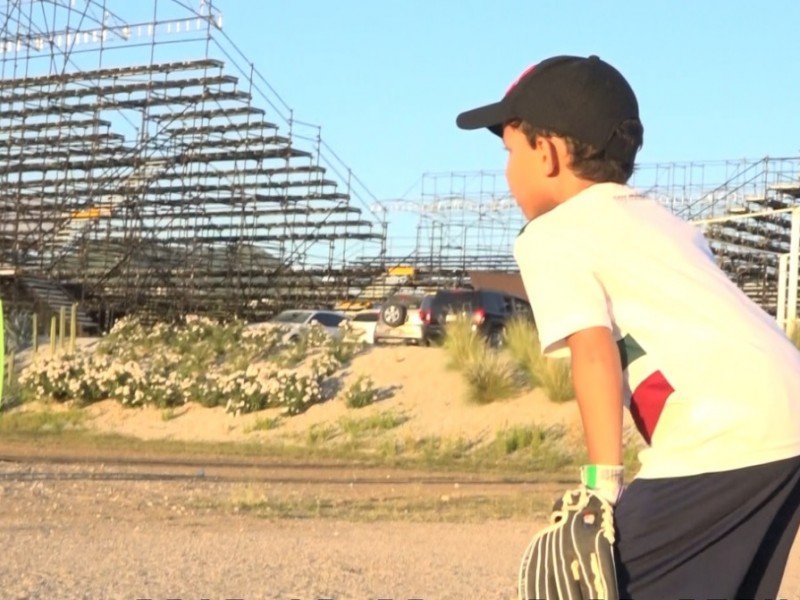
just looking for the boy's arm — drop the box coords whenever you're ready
[566,325,623,466]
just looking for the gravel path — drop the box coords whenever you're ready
[1,458,799,599]
[2,516,532,599]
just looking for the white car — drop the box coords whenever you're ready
[269,309,348,342]
[349,309,380,344]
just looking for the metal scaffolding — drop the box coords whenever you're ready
[631,157,800,318]
[0,0,385,330]
[370,158,800,321]
[372,171,524,285]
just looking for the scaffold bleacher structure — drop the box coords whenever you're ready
[0,0,385,331]
[1,2,798,334]
[632,157,800,324]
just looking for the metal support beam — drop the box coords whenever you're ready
[778,254,789,331]
[788,208,800,332]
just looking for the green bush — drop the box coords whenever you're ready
[343,375,379,409]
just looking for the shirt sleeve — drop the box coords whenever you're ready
[514,229,612,357]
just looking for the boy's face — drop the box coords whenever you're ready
[502,125,554,220]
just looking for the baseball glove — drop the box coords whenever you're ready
[518,487,619,600]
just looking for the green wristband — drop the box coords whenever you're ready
[580,464,625,505]
[583,464,600,489]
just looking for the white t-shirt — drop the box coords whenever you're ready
[514,182,800,479]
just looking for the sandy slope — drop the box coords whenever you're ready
[70,344,586,448]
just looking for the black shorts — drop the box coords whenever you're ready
[615,455,800,600]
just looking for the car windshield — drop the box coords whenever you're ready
[271,310,311,324]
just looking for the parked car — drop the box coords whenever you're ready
[373,292,430,345]
[375,288,533,347]
[269,309,347,342]
[422,288,533,347]
[349,308,380,344]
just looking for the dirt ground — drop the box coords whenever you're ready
[1,452,799,600]
[0,452,556,599]
[4,344,800,598]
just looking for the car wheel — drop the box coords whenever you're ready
[488,328,504,348]
[381,303,406,328]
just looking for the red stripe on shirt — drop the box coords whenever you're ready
[630,370,674,445]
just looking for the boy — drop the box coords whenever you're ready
[456,54,800,599]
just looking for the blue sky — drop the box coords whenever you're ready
[216,0,799,202]
[60,0,799,201]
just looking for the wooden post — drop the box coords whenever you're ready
[32,313,38,354]
[69,304,77,354]
[50,316,57,355]
[59,307,66,352]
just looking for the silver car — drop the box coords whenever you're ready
[269,309,347,342]
[349,309,380,344]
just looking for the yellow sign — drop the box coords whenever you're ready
[387,265,415,277]
[71,206,111,220]
[335,300,373,311]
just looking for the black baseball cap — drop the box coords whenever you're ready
[456,55,642,161]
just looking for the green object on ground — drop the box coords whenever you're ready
[0,299,4,405]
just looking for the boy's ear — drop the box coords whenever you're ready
[538,136,561,178]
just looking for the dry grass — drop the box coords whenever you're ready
[441,316,574,404]
[503,317,543,387]
[441,316,485,371]
[441,316,521,404]
[503,318,574,403]
[197,484,555,523]
[461,349,521,405]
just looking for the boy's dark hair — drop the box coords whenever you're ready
[513,119,643,184]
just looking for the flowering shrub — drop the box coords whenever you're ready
[223,367,323,416]
[19,351,180,408]
[17,313,366,416]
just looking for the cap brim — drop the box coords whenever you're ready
[456,101,509,137]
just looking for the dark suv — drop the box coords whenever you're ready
[375,288,533,346]
[421,288,533,346]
